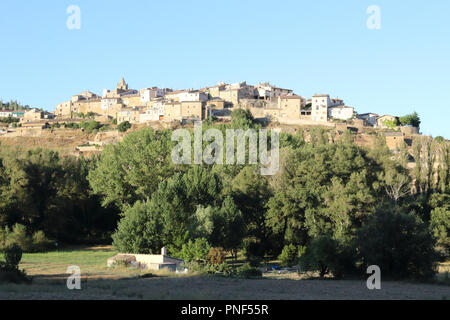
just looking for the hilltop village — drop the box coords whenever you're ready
[51,78,394,128]
[0,78,423,154]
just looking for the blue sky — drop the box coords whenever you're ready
[0,0,449,138]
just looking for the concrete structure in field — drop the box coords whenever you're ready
[107,247,184,272]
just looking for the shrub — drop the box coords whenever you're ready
[236,263,262,278]
[299,236,338,278]
[118,121,132,133]
[4,243,22,270]
[243,238,264,267]
[64,122,80,129]
[216,262,234,276]
[207,247,227,266]
[0,225,52,253]
[356,206,438,280]
[8,224,33,252]
[279,244,300,267]
[80,120,102,134]
[179,238,211,263]
[0,245,30,284]
[31,231,53,253]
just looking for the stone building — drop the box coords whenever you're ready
[385,131,405,150]
[277,94,306,120]
[22,109,44,123]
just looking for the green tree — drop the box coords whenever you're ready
[399,112,421,128]
[356,205,437,279]
[232,166,272,255]
[111,200,164,254]
[278,244,301,267]
[299,235,338,278]
[231,108,259,130]
[88,128,177,210]
[212,196,245,254]
[179,238,211,262]
[267,141,382,249]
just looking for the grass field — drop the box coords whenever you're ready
[0,246,449,300]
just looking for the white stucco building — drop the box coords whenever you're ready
[139,87,165,103]
[328,106,354,120]
[140,102,165,123]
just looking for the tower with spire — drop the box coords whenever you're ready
[117,77,128,92]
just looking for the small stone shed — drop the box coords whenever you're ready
[384,131,405,150]
[107,247,184,272]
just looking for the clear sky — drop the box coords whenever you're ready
[0,0,449,138]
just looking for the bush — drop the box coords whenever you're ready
[243,238,264,267]
[4,243,22,269]
[118,121,132,133]
[236,263,262,278]
[279,244,302,267]
[182,261,206,274]
[301,238,358,279]
[64,122,80,129]
[179,238,211,263]
[215,262,234,276]
[31,231,53,253]
[207,247,227,265]
[299,236,338,278]
[80,120,102,134]
[0,245,31,284]
[8,224,33,252]
[0,224,52,253]
[356,206,438,280]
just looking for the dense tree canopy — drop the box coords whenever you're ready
[0,120,447,280]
